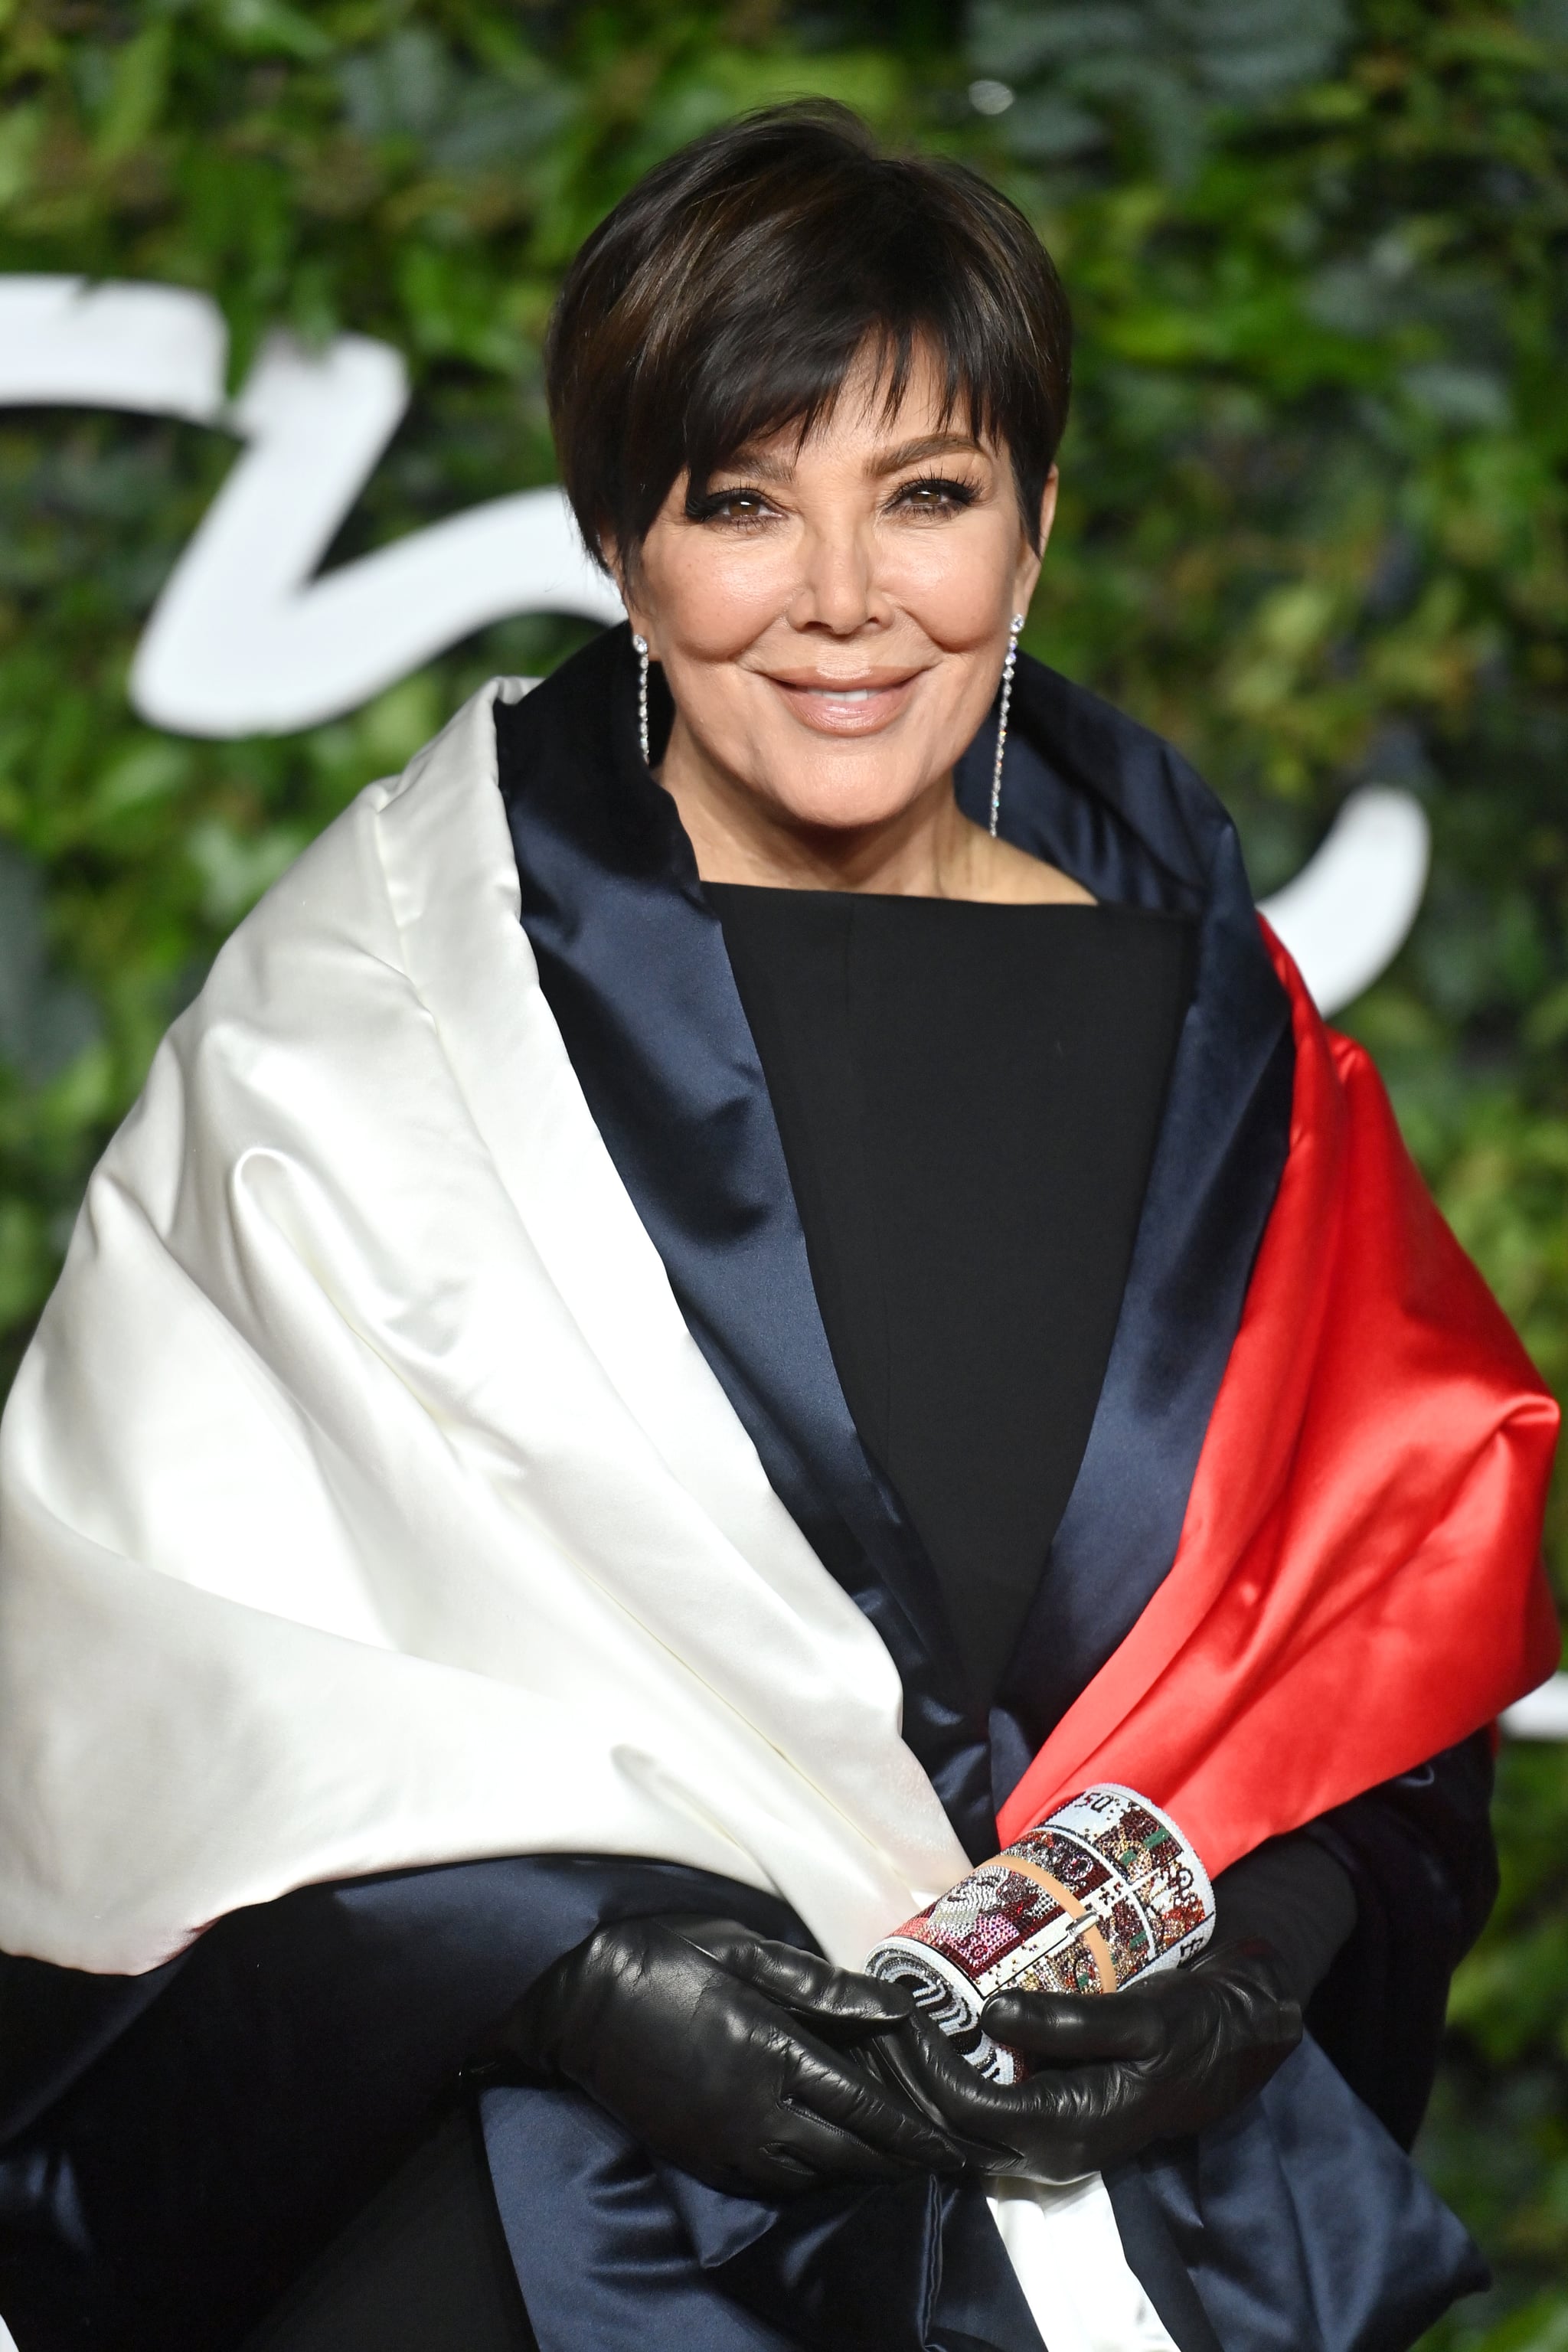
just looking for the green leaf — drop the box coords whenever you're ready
[95,21,173,162]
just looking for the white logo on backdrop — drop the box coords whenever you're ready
[0,275,621,731]
[2,271,1561,1733]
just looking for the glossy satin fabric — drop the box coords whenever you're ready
[0,1857,808,2349]
[998,925,1560,1871]
[481,2089,1053,2352]
[1130,2037,1485,2351]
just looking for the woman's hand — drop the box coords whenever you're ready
[497,1913,971,2199]
[877,1940,1302,2184]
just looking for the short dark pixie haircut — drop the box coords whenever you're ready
[546,103,1073,577]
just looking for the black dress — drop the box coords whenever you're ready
[707,883,1197,1710]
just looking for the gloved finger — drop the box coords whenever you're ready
[866,2037,1025,2172]
[895,2014,1170,2154]
[981,1990,1169,2065]
[676,1918,917,2032]
[898,2018,1181,2181]
[757,2111,946,2189]
[678,2132,869,2201]
[862,2017,1033,2170]
[783,2040,972,2175]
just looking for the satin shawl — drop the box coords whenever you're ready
[0,632,1554,2352]
[0,676,975,1979]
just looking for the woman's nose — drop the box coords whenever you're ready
[787,521,885,635]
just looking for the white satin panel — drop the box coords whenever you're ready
[989,2180,1179,2351]
[0,677,1172,2345]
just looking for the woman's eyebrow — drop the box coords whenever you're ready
[703,431,986,490]
[867,433,986,476]
[706,448,795,484]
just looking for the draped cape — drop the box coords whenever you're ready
[0,626,1556,2352]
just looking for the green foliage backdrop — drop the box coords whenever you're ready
[0,2,1565,2337]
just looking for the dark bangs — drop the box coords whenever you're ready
[545,103,1073,573]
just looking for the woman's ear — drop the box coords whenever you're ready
[1037,466,1060,556]
[602,536,650,649]
[1012,466,1058,617]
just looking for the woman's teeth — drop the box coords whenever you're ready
[811,688,874,701]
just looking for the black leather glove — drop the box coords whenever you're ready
[874,1938,1302,2184]
[497,1913,969,2198]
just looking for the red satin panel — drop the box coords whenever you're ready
[998,923,1561,1876]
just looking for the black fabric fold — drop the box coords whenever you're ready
[244,2106,534,2352]
[1211,1836,1358,2009]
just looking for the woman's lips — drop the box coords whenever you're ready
[766,674,920,734]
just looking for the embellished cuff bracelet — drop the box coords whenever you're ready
[866,1785,1216,2085]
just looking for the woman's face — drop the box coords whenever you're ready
[619,347,1056,841]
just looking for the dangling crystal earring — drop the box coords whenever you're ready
[631,632,651,766]
[988,615,1024,837]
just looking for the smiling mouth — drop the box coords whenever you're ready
[768,674,920,733]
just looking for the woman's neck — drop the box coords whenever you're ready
[655,723,1093,906]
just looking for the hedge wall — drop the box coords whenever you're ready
[1,2,1565,2337]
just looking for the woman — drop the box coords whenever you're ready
[0,104,1556,2352]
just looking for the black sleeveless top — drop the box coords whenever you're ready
[707,884,1196,1710]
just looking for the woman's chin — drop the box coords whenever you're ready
[763,776,942,836]
[745,738,962,838]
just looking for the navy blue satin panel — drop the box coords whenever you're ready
[482,2089,1043,2352]
[663,2163,1042,2352]
[1102,2171,1223,2352]
[481,2086,795,2352]
[0,1949,187,2145]
[495,633,993,1860]
[0,1856,801,2352]
[1132,2039,1486,2352]
[952,668,1295,1802]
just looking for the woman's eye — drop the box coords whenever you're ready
[692,488,774,525]
[893,477,978,518]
